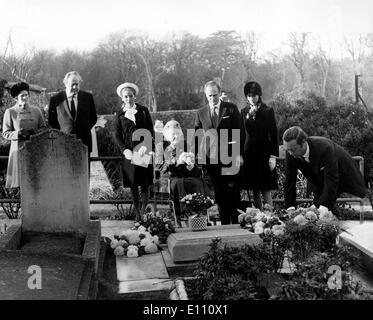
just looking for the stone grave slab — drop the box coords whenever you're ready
[101,220,134,239]
[167,225,262,262]
[339,222,373,258]
[0,251,86,300]
[116,252,169,281]
[19,129,89,233]
[118,278,173,299]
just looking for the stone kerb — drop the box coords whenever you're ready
[167,225,262,263]
[19,129,89,233]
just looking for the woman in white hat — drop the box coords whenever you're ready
[113,82,154,221]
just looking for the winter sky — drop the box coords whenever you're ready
[0,0,372,55]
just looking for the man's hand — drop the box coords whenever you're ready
[269,156,276,171]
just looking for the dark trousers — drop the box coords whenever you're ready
[208,171,240,225]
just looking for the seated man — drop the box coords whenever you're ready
[155,120,210,224]
[282,126,367,213]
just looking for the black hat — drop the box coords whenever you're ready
[244,81,262,96]
[10,82,29,98]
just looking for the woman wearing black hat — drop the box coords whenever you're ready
[2,82,46,188]
[240,81,279,210]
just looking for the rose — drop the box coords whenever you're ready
[110,239,119,249]
[140,238,152,247]
[114,246,125,256]
[152,235,160,245]
[319,211,335,222]
[126,232,141,245]
[254,226,264,234]
[137,225,147,233]
[305,211,318,222]
[293,214,308,226]
[272,224,285,236]
[127,245,139,258]
[144,243,158,254]
[254,221,265,229]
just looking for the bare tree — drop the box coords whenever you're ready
[288,32,310,89]
[313,39,333,98]
[0,32,34,82]
[343,33,368,74]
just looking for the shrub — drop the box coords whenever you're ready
[271,93,373,182]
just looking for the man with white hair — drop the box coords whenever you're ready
[48,71,97,152]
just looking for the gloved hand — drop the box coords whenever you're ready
[123,149,133,160]
[269,156,276,171]
[18,128,35,139]
[177,152,187,165]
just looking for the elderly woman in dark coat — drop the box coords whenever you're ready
[240,81,279,210]
[155,120,210,226]
[114,82,154,221]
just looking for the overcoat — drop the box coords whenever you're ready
[284,136,367,210]
[113,104,154,187]
[2,104,46,188]
[240,103,279,191]
[48,90,97,152]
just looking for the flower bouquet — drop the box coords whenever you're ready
[238,204,286,237]
[110,211,175,258]
[180,193,214,230]
[285,206,340,260]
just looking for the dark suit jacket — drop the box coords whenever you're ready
[193,101,244,178]
[48,90,97,152]
[284,136,366,209]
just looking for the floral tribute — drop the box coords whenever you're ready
[110,212,175,258]
[180,193,214,217]
[238,204,286,236]
[238,204,340,263]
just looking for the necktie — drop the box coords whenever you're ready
[211,107,218,127]
[70,95,76,120]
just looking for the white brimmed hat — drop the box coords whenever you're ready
[116,82,139,97]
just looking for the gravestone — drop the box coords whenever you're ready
[19,129,89,233]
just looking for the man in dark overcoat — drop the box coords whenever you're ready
[48,71,97,153]
[283,126,366,212]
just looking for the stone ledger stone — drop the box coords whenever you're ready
[116,252,169,281]
[167,225,262,262]
[19,129,89,233]
[339,222,373,258]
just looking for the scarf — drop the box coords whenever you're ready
[122,104,138,124]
